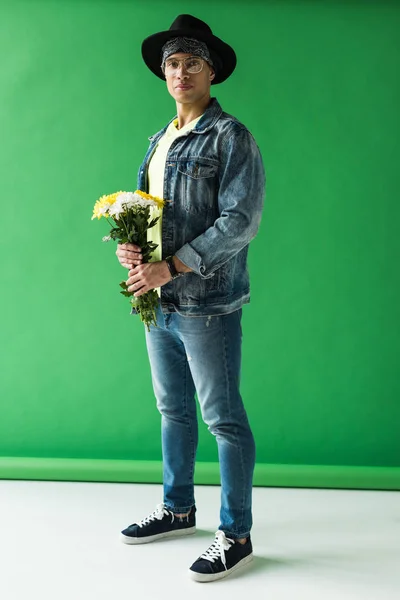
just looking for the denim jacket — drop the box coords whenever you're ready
[134,97,266,316]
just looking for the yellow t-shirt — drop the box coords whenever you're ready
[147,114,203,294]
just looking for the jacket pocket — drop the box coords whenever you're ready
[177,159,219,214]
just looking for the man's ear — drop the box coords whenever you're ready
[210,70,215,80]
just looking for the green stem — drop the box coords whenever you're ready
[118,214,130,239]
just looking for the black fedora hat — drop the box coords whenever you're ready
[141,14,237,85]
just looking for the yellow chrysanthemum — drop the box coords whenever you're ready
[91,191,123,220]
[134,189,165,209]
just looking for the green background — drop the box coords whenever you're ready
[1,0,399,489]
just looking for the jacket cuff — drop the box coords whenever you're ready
[175,243,215,279]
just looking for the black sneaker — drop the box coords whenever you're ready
[120,503,196,544]
[189,531,253,582]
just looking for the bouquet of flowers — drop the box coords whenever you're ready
[91,189,164,330]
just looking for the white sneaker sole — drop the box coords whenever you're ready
[188,552,254,583]
[120,526,196,545]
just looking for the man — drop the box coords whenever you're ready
[116,14,265,582]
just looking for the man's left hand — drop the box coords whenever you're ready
[126,261,171,297]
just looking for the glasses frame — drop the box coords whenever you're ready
[162,55,205,76]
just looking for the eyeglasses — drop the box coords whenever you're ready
[162,56,205,76]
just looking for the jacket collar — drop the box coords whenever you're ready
[148,97,223,141]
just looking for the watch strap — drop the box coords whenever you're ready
[165,255,183,280]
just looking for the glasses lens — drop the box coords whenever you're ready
[164,57,203,74]
[185,58,203,73]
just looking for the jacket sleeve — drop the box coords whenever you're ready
[174,125,266,278]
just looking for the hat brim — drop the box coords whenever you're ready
[141,29,236,85]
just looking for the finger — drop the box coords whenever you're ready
[120,249,142,257]
[129,281,145,293]
[126,255,142,262]
[118,256,142,267]
[128,266,142,276]
[134,285,148,297]
[120,243,142,252]
[130,272,150,292]
[126,273,142,287]
[116,249,142,259]
[123,259,142,269]
[124,254,142,263]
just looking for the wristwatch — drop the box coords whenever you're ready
[165,255,184,280]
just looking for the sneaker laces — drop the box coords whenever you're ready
[137,503,174,528]
[199,530,235,570]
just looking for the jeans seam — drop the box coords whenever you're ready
[222,312,247,536]
[184,357,196,505]
[159,317,196,511]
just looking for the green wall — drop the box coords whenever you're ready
[1,0,399,489]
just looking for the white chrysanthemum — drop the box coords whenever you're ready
[132,192,158,208]
[108,196,126,218]
[117,192,136,207]
[99,204,110,215]
[108,191,157,218]
[102,235,112,242]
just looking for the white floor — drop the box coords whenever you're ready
[0,481,399,600]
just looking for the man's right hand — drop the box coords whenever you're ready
[116,243,143,269]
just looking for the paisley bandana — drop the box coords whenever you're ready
[161,37,214,69]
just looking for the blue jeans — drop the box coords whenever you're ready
[145,302,256,539]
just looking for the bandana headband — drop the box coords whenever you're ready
[161,37,214,69]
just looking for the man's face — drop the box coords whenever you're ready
[163,53,215,104]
